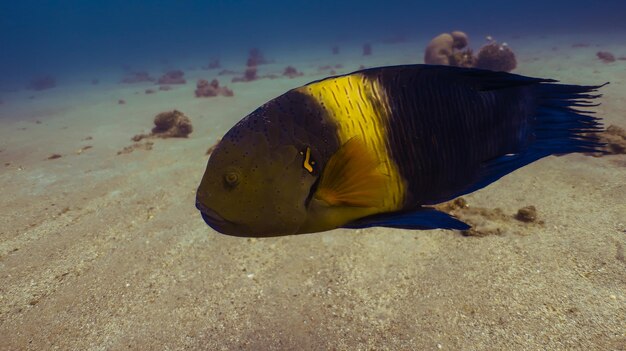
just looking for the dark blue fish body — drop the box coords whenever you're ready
[361,66,604,206]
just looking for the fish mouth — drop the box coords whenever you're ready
[196,200,231,232]
[195,199,271,237]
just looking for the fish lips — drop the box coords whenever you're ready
[200,211,226,233]
[196,200,230,232]
[196,199,253,237]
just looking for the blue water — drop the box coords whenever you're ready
[1,0,626,89]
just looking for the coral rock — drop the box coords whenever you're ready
[132,110,193,141]
[232,67,258,83]
[451,31,469,50]
[157,70,186,85]
[600,125,626,154]
[152,110,192,137]
[283,66,303,78]
[596,51,616,63]
[195,79,218,97]
[515,206,537,223]
[195,79,233,97]
[475,42,517,72]
[449,48,477,68]
[424,31,469,65]
[247,48,268,67]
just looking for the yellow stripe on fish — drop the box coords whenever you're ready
[296,73,406,213]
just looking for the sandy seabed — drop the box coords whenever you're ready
[0,34,625,350]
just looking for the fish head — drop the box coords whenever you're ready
[196,111,319,237]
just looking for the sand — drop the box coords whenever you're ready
[0,34,625,350]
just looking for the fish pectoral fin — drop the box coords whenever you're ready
[314,138,387,208]
[342,207,470,230]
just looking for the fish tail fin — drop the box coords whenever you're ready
[457,67,607,154]
[532,81,608,155]
[462,80,608,198]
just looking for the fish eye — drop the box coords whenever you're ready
[224,172,240,187]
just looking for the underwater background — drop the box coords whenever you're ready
[2,0,626,86]
[1,1,625,350]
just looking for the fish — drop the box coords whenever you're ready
[195,64,606,237]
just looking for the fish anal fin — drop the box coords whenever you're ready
[343,207,470,230]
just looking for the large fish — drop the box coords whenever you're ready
[196,65,605,237]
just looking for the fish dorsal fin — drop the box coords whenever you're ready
[314,138,387,207]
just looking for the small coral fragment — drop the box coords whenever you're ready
[515,206,537,223]
[132,110,193,142]
[283,66,303,78]
[195,79,234,97]
[596,51,616,63]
